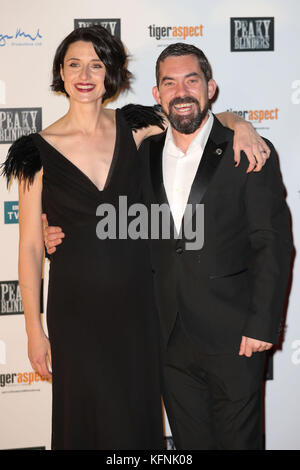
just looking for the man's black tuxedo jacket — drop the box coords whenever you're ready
[139,116,293,354]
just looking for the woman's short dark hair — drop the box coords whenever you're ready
[51,26,132,101]
[155,42,212,87]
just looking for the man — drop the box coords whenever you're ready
[44,44,292,450]
[140,43,292,450]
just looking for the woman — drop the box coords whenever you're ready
[2,26,269,450]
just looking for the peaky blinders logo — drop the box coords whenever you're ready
[0,107,42,144]
[230,17,274,51]
[0,281,23,315]
[0,280,43,316]
[74,19,121,38]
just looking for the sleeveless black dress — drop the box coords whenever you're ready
[3,108,164,450]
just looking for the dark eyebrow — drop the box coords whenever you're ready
[160,75,175,84]
[160,71,201,84]
[65,57,102,62]
[185,72,201,79]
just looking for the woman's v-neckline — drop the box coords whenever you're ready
[35,109,120,194]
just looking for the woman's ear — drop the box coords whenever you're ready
[60,64,64,82]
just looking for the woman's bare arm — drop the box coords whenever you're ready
[18,171,52,378]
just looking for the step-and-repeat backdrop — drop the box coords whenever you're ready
[0,0,299,450]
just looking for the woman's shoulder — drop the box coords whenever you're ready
[1,133,42,186]
[38,115,67,142]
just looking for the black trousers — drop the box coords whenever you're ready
[162,316,266,450]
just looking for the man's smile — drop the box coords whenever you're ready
[173,103,195,114]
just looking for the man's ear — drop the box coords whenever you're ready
[208,79,217,101]
[152,86,161,105]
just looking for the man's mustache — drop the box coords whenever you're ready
[168,96,199,108]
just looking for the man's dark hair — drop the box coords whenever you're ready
[51,26,132,101]
[155,42,212,87]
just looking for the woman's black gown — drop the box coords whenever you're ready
[3,109,164,450]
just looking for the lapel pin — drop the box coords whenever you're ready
[215,148,223,156]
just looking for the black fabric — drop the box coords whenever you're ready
[121,104,165,133]
[1,134,42,187]
[4,109,164,450]
[163,316,265,450]
[140,116,293,354]
[138,115,292,450]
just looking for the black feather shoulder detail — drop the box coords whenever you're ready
[121,104,165,132]
[1,135,42,188]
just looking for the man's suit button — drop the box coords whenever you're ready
[176,247,183,254]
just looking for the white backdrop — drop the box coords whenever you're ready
[0,0,299,450]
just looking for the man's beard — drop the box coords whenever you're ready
[164,96,209,135]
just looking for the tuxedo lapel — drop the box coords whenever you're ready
[183,117,230,227]
[148,116,231,236]
[149,133,168,206]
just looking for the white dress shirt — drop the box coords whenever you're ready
[163,110,214,233]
